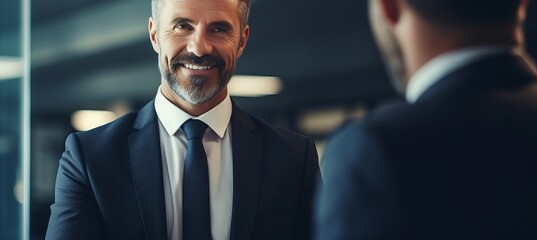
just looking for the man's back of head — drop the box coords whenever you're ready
[407,0,522,26]
[316,1,537,239]
[368,0,530,87]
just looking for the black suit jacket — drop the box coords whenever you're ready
[316,53,537,239]
[46,101,320,240]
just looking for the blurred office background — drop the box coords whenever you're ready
[2,0,537,239]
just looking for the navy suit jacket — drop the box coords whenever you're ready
[46,101,320,240]
[317,53,537,239]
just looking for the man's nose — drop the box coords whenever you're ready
[186,31,213,57]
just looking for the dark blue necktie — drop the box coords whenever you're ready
[181,119,211,240]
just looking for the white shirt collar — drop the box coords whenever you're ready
[154,86,232,138]
[405,46,514,103]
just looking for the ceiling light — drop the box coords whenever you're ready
[298,108,348,135]
[0,56,23,80]
[228,75,282,97]
[71,110,118,131]
[298,105,367,135]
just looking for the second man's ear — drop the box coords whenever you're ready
[149,17,160,53]
[379,0,401,26]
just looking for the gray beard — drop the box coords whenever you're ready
[159,59,226,105]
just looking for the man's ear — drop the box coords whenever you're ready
[237,25,250,57]
[518,0,530,23]
[149,17,160,53]
[379,0,401,26]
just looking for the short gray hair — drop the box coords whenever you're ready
[151,0,251,30]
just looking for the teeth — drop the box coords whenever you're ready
[184,64,212,70]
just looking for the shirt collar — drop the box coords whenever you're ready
[405,46,515,103]
[154,86,232,138]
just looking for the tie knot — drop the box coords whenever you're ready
[181,119,208,140]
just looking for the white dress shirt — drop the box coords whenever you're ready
[155,88,233,240]
[405,46,516,103]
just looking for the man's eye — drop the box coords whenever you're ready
[212,27,226,33]
[175,24,192,30]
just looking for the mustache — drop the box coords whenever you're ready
[170,53,225,71]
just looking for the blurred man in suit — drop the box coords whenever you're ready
[316,0,537,239]
[45,0,320,239]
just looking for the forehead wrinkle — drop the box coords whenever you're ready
[170,0,239,12]
[164,0,241,25]
[171,0,240,8]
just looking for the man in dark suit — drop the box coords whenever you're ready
[45,0,320,239]
[316,0,537,239]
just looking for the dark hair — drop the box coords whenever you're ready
[406,0,522,26]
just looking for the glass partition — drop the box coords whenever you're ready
[0,0,30,239]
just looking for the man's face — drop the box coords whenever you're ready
[150,0,248,105]
[369,0,406,94]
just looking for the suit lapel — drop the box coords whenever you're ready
[229,102,262,240]
[129,101,167,240]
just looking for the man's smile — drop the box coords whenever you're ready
[183,63,214,70]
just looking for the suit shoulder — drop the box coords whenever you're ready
[329,100,410,138]
[242,114,317,161]
[366,100,412,127]
[248,114,311,143]
[326,119,374,152]
[322,100,412,165]
[359,98,449,135]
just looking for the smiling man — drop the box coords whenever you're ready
[45,0,320,239]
